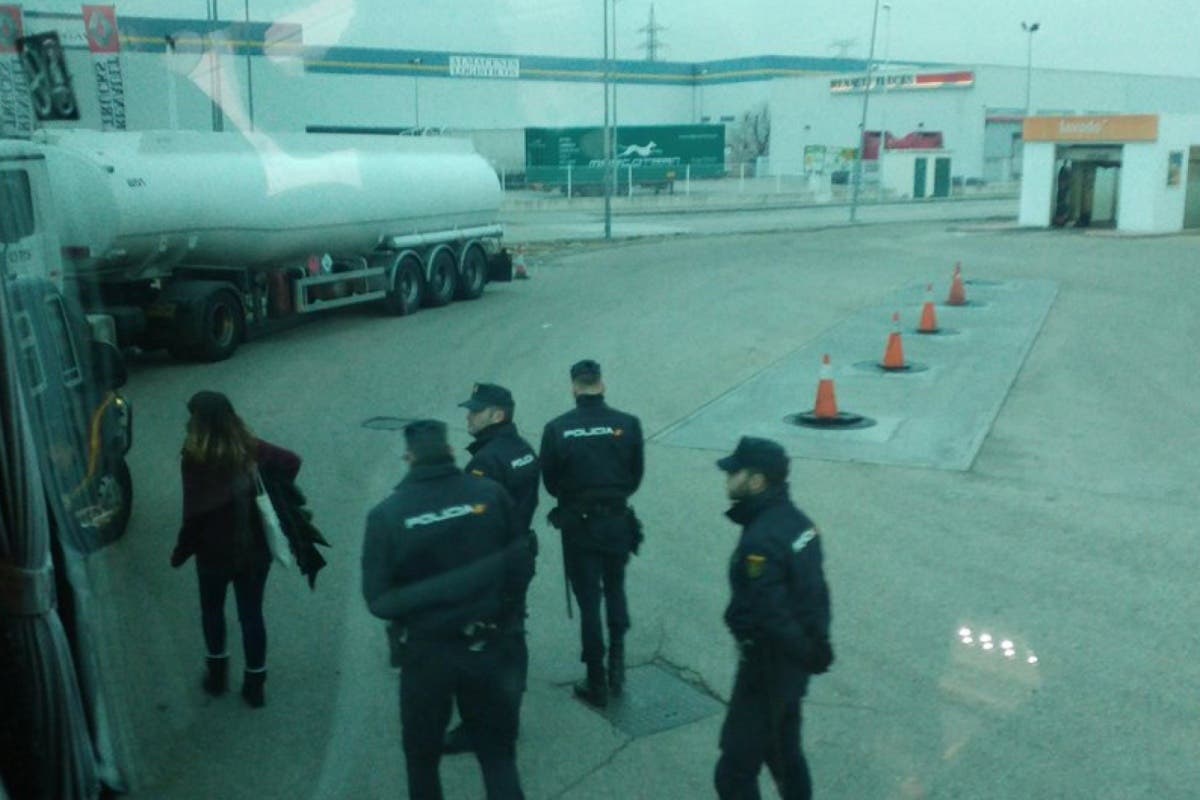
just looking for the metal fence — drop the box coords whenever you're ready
[498,158,1019,204]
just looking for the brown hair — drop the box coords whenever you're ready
[181,392,257,474]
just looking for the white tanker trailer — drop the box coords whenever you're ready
[20,129,513,361]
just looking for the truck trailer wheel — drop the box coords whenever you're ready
[196,289,245,361]
[383,253,423,315]
[455,244,487,300]
[423,248,458,308]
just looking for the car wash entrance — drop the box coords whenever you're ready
[1051,145,1122,228]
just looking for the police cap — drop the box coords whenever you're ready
[458,382,514,412]
[570,359,602,381]
[404,419,450,462]
[716,436,789,482]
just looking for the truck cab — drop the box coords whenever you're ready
[2,139,134,547]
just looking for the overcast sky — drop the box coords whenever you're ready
[30,0,1200,78]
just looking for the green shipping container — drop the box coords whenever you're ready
[525,125,726,190]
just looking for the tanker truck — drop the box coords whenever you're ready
[30,128,513,361]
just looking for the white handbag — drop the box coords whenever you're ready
[254,468,294,567]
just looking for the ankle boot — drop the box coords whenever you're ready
[242,670,267,708]
[202,656,228,696]
[573,662,608,708]
[607,644,625,695]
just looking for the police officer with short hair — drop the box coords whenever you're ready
[540,359,644,708]
[714,436,833,800]
[362,420,533,800]
[441,382,540,754]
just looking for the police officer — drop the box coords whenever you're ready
[540,359,644,708]
[441,382,540,754]
[362,420,533,800]
[714,436,833,800]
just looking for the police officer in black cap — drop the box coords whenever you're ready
[540,359,644,708]
[440,382,540,754]
[714,436,833,800]
[362,420,533,800]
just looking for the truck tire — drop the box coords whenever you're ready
[383,253,423,316]
[95,458,133,546]
[195,288,244,362]
[455,244,487,300]
[423,247,458,308]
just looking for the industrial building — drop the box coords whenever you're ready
[5,8,1200,228]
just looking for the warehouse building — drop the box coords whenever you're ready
[6,7,1199,214]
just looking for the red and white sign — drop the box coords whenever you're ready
[0,4,23,54]
[0,4,33,136]
[82,4,120,53]
[82,4,125,129]
[831,69,975,94]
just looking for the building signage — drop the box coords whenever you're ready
[449,55,519,79]
[82,4,125,130]
[831,70,974,94]
[1023,114,1158,143]
[0,4,34,136]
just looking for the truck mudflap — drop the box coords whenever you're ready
[487,249,513,283]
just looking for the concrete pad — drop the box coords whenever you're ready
[656,280,1058,471]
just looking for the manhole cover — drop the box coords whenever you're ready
[574,661,724,738]
[362,416,415,431]
[785,412,877,430]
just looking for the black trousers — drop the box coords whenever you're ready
[565,546,629,664]
[196,562,270,670]
[400,634,525,800]
[715,657,811,800]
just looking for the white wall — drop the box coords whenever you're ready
[1018,142,1056,226]
[1118,115,1200,233]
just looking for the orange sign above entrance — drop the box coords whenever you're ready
[1023,115,1159,143]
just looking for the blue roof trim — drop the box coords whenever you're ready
[22,12,932,83]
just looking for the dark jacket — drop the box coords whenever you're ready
[361,461,533,639]
[539,394,644,553]
[539,394,643,504]
[465,421,540,533]
[724,484,833,683]
[174,439,301,571]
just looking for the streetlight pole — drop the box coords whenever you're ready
[410,57,422,128]
[849,0,881,223]
[1021,21,1039,117]
[244,0,254,130]
[878,2,891,200]
[603,0,612,239]
[611,0,620,204]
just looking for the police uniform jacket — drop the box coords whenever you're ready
[724,484,832,690]
[465,421,540,533]
[540,394,644,553]
[539,394,643,505]
[361,461,533,639]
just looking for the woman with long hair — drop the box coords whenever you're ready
[170,391,301,708]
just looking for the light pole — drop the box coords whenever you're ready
[244,0,254,130]
[1021,21,1039,117]
[410,57,422,128]
[603,0,612,239]
[878,2,891,200]
[849,0,882,223]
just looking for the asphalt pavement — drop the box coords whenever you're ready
[86,197,1200,798]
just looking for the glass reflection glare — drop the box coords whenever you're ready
[956,625,1038,667]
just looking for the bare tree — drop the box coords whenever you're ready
[729,103,770,166]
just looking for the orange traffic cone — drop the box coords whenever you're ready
[946,262,967,306]
[513,246,530,280]
[880,312,907,370]
[917,284,940,334]
[813,354,838,419]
